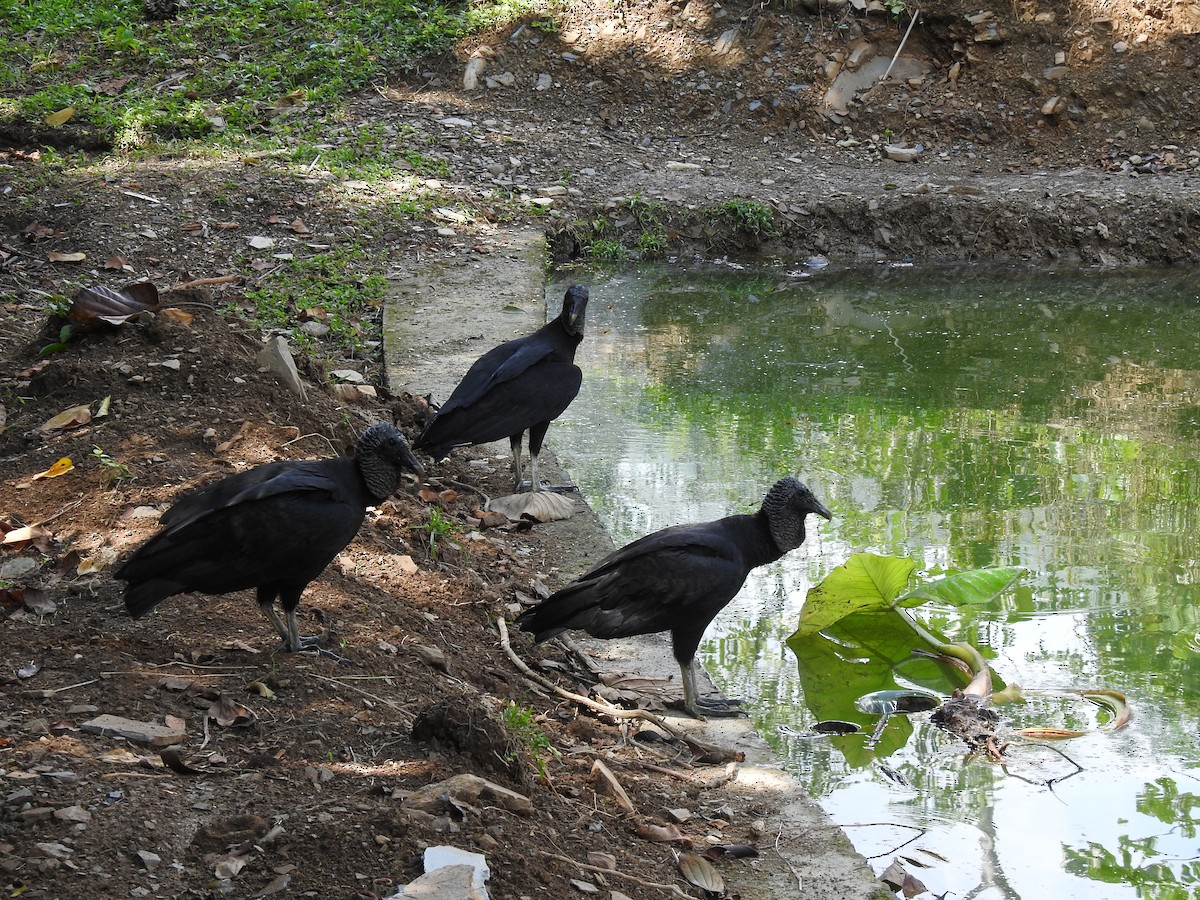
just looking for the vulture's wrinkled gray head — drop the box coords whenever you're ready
[356,422,422,500]
[559,284,589,338]
[760,476,832,553]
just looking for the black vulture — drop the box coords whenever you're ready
[516,477,832,716]
[116,422,421,659]
[415,284,588,492]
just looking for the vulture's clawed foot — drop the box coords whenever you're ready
[285,634,354,665]
[516,480,579,494]
[683,697,749,719]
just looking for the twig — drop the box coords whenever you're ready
[281,432,338,454]
[535,850,700,898]
[168,274,243,291]
[497,618,739,762]
[34,498,85,527]
[307,672,416,722]
[879,9,921,86]
[637,760,739,789]
[22,679,97,696]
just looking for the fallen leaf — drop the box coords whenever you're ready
[586,851,617,870]
[66,282,160,332]
[17,360,51,378]
[208,694,254,727]
[23,589,56,616]
[44,107,75,127]
[93,75,135,96]
[17,660,40,679]
[248,235,275,250]
[40,404,92,433]
[3,524,55,551]
[47,251,86,263]
[215,221,239,230]
[181,222,203,232]
[96,395,111,417]
[103,254,130,270]
[635,821,686,843]
[32,457,75,479]
[246,680,276,698]
[289,217,311,234]
[23,221,53,242]
[159,308,194,325]
[678,852,725,894]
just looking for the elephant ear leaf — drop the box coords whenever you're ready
[899,566,1027,609]
[794,553,916,639]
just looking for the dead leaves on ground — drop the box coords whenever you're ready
[66,281,160,332]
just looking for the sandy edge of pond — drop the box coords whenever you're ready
[382,227,889,900]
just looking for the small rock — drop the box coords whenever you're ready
[535,73,552,91]
[136,850,162,871]
[884,143,924,162]
[256,336,308,399]
[0,558,39,580]
[53,805,91,824]
[330,368,365,383]
[300,320,330,337]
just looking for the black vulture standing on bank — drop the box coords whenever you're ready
[516,477,832,716]
[116,422,421,659]
[415,284,588,492]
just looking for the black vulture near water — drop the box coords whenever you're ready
[116,422,421,658]
[516,477,832,716]
[415,284,588,492]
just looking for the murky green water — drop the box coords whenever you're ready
[549,265,1200,900]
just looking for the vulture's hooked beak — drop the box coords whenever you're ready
[812,500,833,521]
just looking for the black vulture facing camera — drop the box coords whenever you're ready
[516,477,832,716]
[116,422,421,660]
[415,284,588,492]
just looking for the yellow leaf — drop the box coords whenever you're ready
[97,395,112,417]
[1013,727,1086,740]
[44,107,75,127]
[32,457,74,480]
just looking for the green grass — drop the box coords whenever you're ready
[233,247,387,354]
[501,701,557,779]
[1,0,553,147]
[705,198,778,240]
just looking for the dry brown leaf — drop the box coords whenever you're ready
[103,254,130,270]
[289,217,311,234]
[93,75,135,96]
[418,487,440,503]
[215,221,239,230]
[22,589,56,616]
[586,851,617,871]
[23,221,53,242]
[66,282,160,331]
[160,308,194,325]
[181,222,203,232]
[31,457,75,479]
[3,524,55,551]
[47,250,86,263]
[635,821,686,843]
[208,694,254,727]
[41,404,92,433]
[44,107,75,127]
[17,360,51,378]
[678,852,725,894]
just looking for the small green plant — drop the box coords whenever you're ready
[705,198,778,241]
[501,701,557,779]
[92,445,134,487]
[586,238,628,262]
[39,323,73,358]
[415,506,458,558]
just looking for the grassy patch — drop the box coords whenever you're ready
[1,0,550,146]
[233,247,387,355]
[704,198,778,240]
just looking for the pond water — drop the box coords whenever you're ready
[547,265,1200,900]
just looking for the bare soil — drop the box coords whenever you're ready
[3,0,1200,897]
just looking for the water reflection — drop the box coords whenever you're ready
[550,265,1200,899]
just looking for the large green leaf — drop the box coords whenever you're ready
[793,553,916,639]
[900,566,1028,608]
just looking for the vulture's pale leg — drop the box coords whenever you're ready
[525,421,577,493]
[681,660,746,718]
